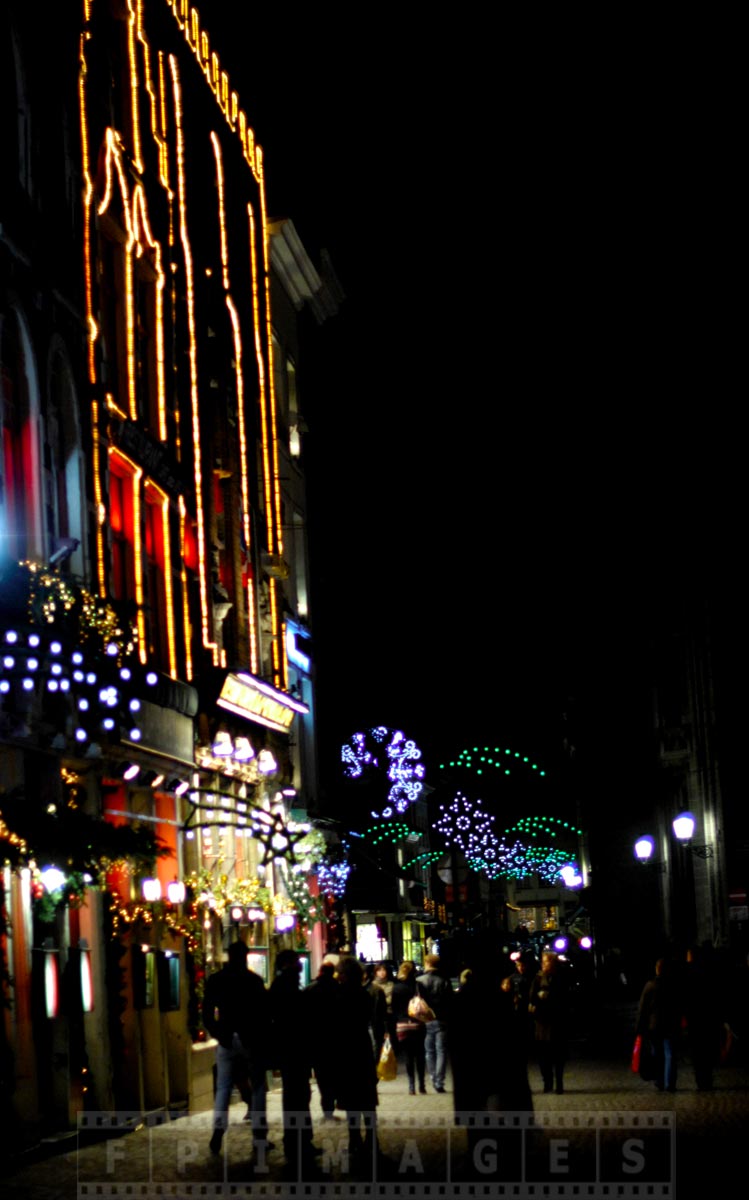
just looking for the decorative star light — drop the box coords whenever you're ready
[249,806,310,867]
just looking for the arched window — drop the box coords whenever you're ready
[44,342,86,579]
[0,306,42,565]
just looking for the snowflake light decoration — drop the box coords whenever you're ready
[432,792,500,865]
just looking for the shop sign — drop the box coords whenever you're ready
[218,672,308,733]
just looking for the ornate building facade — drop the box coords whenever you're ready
[1,0,337,1143]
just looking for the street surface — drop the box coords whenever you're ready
[2,1037,747,1199]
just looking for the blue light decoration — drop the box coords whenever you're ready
[341,731,377,779]
[430,791,585,885]
[341,726,426,815]
[316,859,351,898]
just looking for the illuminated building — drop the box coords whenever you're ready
[0,0,336,1135]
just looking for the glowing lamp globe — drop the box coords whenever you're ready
[634,835,655,862]
[672,812,696,843]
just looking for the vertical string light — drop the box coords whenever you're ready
[170,54,219,665]
[178,497,193,680]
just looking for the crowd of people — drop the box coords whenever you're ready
[202,939,744,1174]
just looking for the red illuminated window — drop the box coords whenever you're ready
[109,451,136,603]
[144,483,168,668]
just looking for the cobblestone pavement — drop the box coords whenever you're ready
[2,1046,747,1199]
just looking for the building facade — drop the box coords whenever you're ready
[1,0,335,1144]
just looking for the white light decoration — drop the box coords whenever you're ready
[40,867,66,893]
[579,936,593,950]
[247,907,265,922]
[124,763,140,780]
[672,812,696,842]
[342,726,425,814]
[167,881,186,904]
[44,953,59,1019]
[275,913,295,932]
[80,946,94,1012]
[559,864,583,888]
[142,878,161,902]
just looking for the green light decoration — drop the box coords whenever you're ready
[438,744,547,778]
[362,821,412,847]
[506,815,583,839]
[404,849,443,870]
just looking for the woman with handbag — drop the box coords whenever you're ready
[391,961,427,1095]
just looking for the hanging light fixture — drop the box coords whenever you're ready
[212,730,234,756]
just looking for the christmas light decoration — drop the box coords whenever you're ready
[439,745,547,779]
[433,792,500,865]
[341,727,426,814]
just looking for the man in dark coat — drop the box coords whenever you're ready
[270,949,316,1171]
[305,958,342,1119]
[202,940,270,1156]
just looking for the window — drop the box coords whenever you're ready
[144,482,168,668]
[44,344,84,576]
[0,307,42,563]
[109,451,137,604]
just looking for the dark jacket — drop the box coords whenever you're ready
[336,982,378,1110]
[202,962,269,1063]
[269,968,312,1072]
[415,968,452,1022]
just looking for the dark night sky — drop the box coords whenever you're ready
[206,9,742,811]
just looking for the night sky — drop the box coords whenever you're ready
[205,8,741,822]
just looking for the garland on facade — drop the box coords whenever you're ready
[21,561,138,661]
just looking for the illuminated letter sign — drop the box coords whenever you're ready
[218,672,308,733]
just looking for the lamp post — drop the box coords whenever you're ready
[633,813,714,949]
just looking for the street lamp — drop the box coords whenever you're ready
[672,811,714,859]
